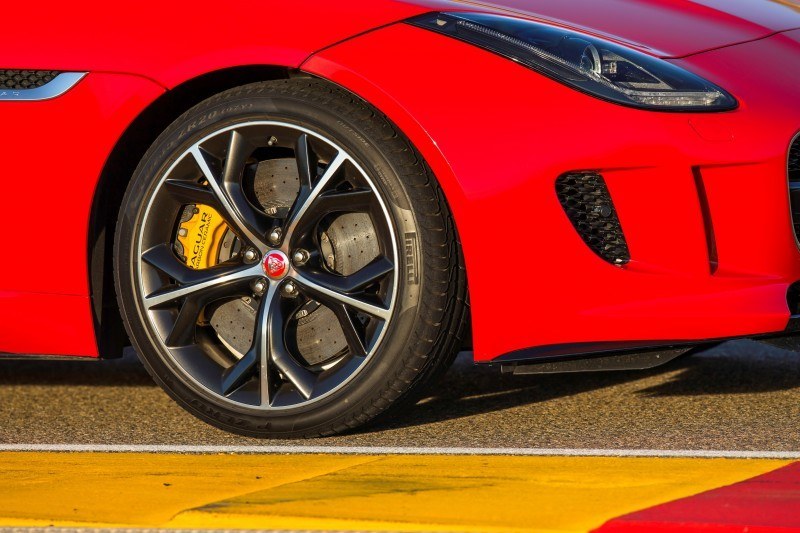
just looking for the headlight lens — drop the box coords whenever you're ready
[408,12,737,112]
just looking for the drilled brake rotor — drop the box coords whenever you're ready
[171,157,380,366]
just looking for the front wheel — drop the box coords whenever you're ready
[114,79,467,437]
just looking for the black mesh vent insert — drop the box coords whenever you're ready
[790,137,800,182]
[789,137,800,239]
[0,70,60,90]
[556,173,630,265]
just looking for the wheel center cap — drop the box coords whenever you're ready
[263,250,289,279]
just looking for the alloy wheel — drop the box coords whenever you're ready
[135,121,398,410]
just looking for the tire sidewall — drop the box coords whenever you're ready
[115,82,426,436]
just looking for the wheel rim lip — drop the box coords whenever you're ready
[134,119,400,412]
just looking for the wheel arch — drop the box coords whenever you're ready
[298,60,476,353]
[89,65,296,357]
[89,65,473,357]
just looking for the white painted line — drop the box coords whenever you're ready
[0,444,798,458]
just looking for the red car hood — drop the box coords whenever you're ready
[419,0,800,57]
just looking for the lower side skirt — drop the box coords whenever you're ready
[502,346,691,375]
[495,318,800,376]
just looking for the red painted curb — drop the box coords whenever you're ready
[595,462,800,533]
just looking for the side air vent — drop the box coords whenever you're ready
[787,281,800,316]
[1,70,60,90]
[556,172,630,265]
[788,136,800,240]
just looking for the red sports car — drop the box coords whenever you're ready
[3,0,800,436]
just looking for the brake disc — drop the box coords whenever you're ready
[171,157,380,366]
[252,158,299,218]
[320,212,380,275]
[208,296,258,356]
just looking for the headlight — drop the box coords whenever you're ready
[408,12,737,112]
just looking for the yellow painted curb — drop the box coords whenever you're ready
[0,452,788,532]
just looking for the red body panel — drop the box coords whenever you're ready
[0,73,164,356]
[301,23,800,361]
[2,1,429,89]
[0,0,432,357]
[2,1,800,362]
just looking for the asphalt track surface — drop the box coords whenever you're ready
[1,339,799,450]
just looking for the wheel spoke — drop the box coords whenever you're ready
[295,133,318,190]
[143,243,252,286]
[220,348,258,396]
[311,188,375,219]
[219,283,322,402]
[302,256,393,294]
[302,258,393,358]
[163,179,219,207]
[261,283,289,403]
[221,284,276,397]
[141,243,197,284]
[220,283,316,400]
[222,349,258,396]
[164,297,203,347]
[284,151,348,240]
[222,131,272,232]
[223,130,253,187]
[293,269,391,320]
[141,244,261,309]
[189,139,269,247]
[306,188,393,257]
[330,303,367,357]
[271,343,316,400]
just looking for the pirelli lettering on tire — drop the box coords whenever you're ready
[405,232,419,285]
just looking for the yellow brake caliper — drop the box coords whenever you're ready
[175,204,230,269]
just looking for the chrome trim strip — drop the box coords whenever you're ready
[0,72,86,101]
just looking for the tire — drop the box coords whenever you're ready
[114,78,468,437]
